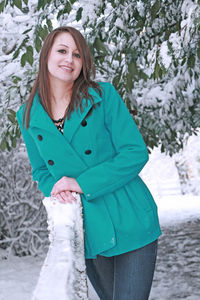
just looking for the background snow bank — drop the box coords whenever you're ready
[158,195,200,225]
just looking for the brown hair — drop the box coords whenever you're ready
[23,26,102,128]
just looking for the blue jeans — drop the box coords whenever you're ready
[85,239,158,300]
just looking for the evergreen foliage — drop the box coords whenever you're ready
[0,0,199,155]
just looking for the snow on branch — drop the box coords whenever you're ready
[0,143,49,257]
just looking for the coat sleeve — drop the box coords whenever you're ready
[76,82,149,201]
[16,107,56,197]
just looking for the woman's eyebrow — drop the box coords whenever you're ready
[57,44,78,51]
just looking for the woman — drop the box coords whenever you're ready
[16,26,161,300]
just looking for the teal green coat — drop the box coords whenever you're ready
[16,82,161,258]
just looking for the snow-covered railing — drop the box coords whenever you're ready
[31,193,88,300]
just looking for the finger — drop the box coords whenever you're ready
[51,185,65,196]
[56,193,71,204]
[61,191,73,204]
[62,191,75,203]
[55,193,65,203]
[64,191,77,202]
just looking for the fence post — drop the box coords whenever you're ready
[31,193,88,300]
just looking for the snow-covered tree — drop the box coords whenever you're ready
[174,133,200,195]
[0,142,48,256]
[0,0,199,155]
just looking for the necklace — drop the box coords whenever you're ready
[52,116,64,123]
[52,116,65,134]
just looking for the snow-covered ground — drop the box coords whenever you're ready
[0,194,200,300]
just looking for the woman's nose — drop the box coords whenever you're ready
[64,52,73,63]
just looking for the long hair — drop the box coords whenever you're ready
[23,26,102,129]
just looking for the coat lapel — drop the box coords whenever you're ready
[29,91,58,135]
[29,87,103,142]
[64,87,103,142]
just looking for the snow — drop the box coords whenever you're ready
[1,131,199,299]
[1,144,200,300]
[115,18,124,29]
[181,0,199,47]
[12,15,31,22]
[158,195,200,225]
[0,194,199,300]
[0,253,42,300]
[0,144,200,300]
[136,1,145,17]
[160,41,172,69]
[0,2,199,297]
[1,140,200,299]
[31,195,88,300]
[81,0,103,24]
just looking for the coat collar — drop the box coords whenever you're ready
[29,86,103,143]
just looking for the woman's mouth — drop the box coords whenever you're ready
[60,65,73,72]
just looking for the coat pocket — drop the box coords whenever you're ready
[124,176,156,212]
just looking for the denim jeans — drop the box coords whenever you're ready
[85,239,158,300]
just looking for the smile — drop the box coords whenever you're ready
[60,66,73,72]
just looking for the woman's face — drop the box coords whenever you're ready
[47,32,83,86]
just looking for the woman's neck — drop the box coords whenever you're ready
[50,79,73,106]
[49,79,74,120]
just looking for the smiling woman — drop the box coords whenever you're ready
[16,26,161,300]
[47,32,83,121]
[20,26,101,133]
[47,33,83,90]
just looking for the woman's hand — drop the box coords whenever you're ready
[51,176,83,197]
[53,190,76,204]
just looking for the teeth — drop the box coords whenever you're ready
[62,66,73,71]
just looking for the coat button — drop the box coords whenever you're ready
[85,149,92,155]
[48,160,54,165]
[81,119,87,127]
[37,135,43,141]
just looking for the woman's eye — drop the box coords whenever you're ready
[58,49,66,54]
[74,53,81,58]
